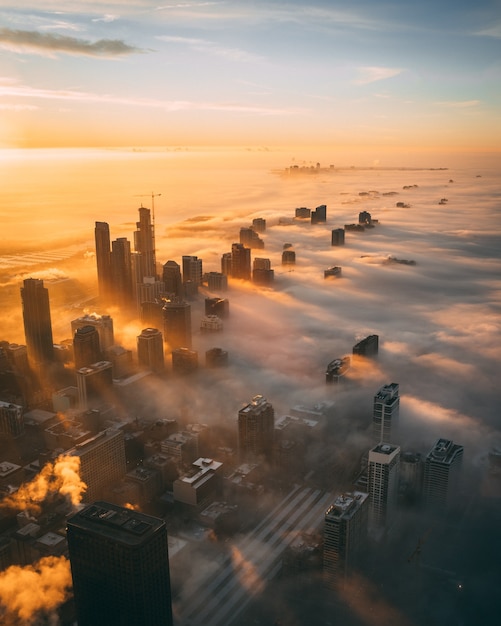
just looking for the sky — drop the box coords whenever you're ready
[0,0,500,150]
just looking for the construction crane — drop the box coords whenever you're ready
[134,192,162,224]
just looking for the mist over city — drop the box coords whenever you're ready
[1,1,501,625]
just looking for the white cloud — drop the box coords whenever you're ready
[353,66,403,85]
[157,34,264,62]
[435,100,481,108]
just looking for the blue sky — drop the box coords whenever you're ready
[0,0,500,148]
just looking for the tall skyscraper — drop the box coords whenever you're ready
[110,237,133,307]
[71,314,114,350]
[21,278,54,368]
[368,443,400,534]
[230,243,251,280]
[94,222,112,303]
[238,395,274,462]
[423,438,463,510]
[0,400,24,438]
[162,260,183,298]
[73,326,102,369]
[311,204,327,224]
[352,334,379,359]
[67,501,173,626]
[162,301,192,350]
[137,328,165,373]
[134,206,156,280]
[182,255,203,285]
[68,429,126,502]
[76,361,114,410]
[373,383,400,443]
[323,491,368,587]
[331,228,345,246]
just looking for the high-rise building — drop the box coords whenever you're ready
[423,438,463,509]
[68,429,126,503]
[352,334,379,359]
[71,314,114,350]
[110,237,133,307]
[136,277,165,311]
[134,206,156,280]
[0,400,24,438]
[373,383,400,443]
[252,218,266,233]
[252,258,274,285]
[141,300,164,330]
[331,228,345,246]
[205,297,230,318]
[182,255,203,286]
[73,326,102,370]
[76,361,114,410]
[162,301,192,350]
[206,271,228,292]
[205,347,229,368]
[311,204,327,224]
[230,243,251,280]
[162,260,183,298]
[171,347,198,375]
[94,222,112,303]
[368,443,400,533]
[240,227,264,249]
[323,491,368,587]
[137,328,164,373]
[282,249,296,266]
[21,278,54,368]
[67,501,173,626]
[238,395,274,462]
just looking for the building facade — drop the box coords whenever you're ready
[368,443,400,534]
[67,501,173,626]
[238,395,275,462]
[423,438,463,509]
[21,278,54,368]
[137,328,165,373]
[373,383,400,443]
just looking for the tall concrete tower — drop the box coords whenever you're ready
[368,443,400,535]
[323,491,368,587]
[423,438,463,510]
[373,383,400,443]
[162,301,192,350]
[162,260,183,298]
[67,501,173,626]
[134,206,156,280]
[73,325,102,369]
[238,395,274,462]
[110,237,133,307]
[137,328,165,373]
[94,221,112,303]
[21,278,54,368]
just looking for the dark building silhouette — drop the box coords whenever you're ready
[94,222,112,303]
[21,278,54,368]
[73,326,102,370]
[67,501,173,626]
[205,297,229,318]
[141,300,164,330]
[71,314,114,351]
[134,207,156,280]
[205,271,228,292]
[311,204,327,224]
[162,260,183,298]
[323,491,368,587]
[205,347,229,368]
[358,210,372,226]
[295,207,311,219]
[238,395,274,462]
[352,334,379,359]
[229,243,251,280]
[110,237,133,307]
[252,258,274,285]
[171,347,198,375]
[252,217,266,233]
[373,383,400,443]
[282,249,296,266]
[162,301,192,350]
[137,328,164,373]
[76,361,114,410]
[423,438,463,510]
[240,227,264,249]
[331,228,345,246]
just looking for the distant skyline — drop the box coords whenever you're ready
[0,0,500,151]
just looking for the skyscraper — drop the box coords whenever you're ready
[73,326,102,369]
[110,237,133,307]
[67,501,173,626]
[137,328,165,373]
[423,438,463,510]
[352,334,379,359]
[331,228,345,246]
[94,222,112,303]
[162,300,192,350]
[323,491,368,587]
[71,314,114,351]
[162,260,183,298]
[373,383,400,443]
[230,243,251,280]
[368,443,400,534]
[21,278,54,368]
[76,361,114,410]
[238,395,274,462]
[182,255,203,285]
[134,206,156,280]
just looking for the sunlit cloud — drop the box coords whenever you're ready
[92,14,119,23]
[353,66,403,85]
[0,27,144,58]
[157,35,264,62]
[474,23,501,38]
[434,100,481,108]
[0,77,303,115]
